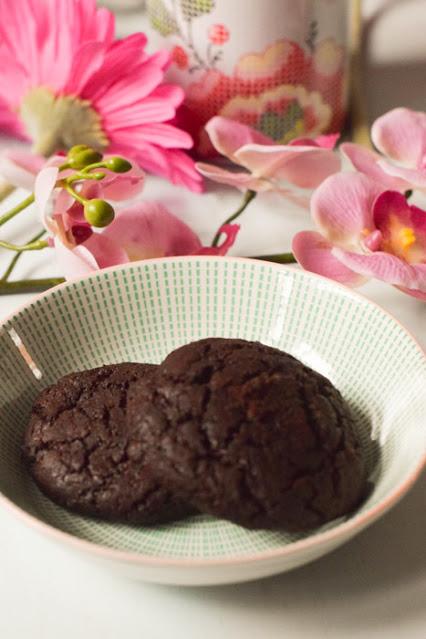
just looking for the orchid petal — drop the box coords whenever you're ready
[290,133,339,149]
[396,286,426,301]
[34,166,59,228]
[373,191,426,262]
[82,233,129,268]
[341,143,408,191]
[363,230,382,252]
[196,162,270,192]
[332,248,426,291]
[313,133,340,149]
[292,231,367,286]
[54,239,99,280]
[311,173,383,245]
[100,160,145,200]
[235,143,340,188]
[376,159,426,190]
[205,116,272,162]
[372,107,426,166]
[196,224,240,255]
[101,201,202,260]
[0,150,44,190]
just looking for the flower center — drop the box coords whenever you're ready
[20,87,108,156]
[399,227,416,251]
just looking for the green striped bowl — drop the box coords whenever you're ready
[0,257,425,585]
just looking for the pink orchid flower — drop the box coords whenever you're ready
[292,173,426,300]
[342,108,426,192]
[196,116,341,207]
[56,204,239,279]
[35,166,238,279]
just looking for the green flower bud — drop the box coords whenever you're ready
[68,144,90,157]
[92,172,106,180]
[84,199,115,228]
[69,149,103,170]
[104,156,132,173]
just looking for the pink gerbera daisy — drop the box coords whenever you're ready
[0,0,202,192]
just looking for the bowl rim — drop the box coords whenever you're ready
[0,255,425,568]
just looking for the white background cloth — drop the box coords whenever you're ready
[0,2,425,637]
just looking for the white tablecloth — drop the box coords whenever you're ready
[0,2,425,638]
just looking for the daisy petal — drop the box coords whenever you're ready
[332,248,426,291]
[372,107,426,166]
[311,173,383,245]
[64,41,106,96]
[205,116,272,162]
[292,231,366,286]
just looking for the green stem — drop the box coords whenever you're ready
[80,161,106,173]
[0,194,35,228]
[211,190,256,247]
[1,230,46,281]
[64,183,86,205]
[0,238,48,252]
[252,252,297,264]
[0,277,65,295]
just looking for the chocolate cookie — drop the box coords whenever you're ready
[24,363,190,524]
[127,338,367,531]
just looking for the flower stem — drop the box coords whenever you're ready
[0,194,35,228]
[64,183,86,204]
[1,230,45,281]
[252,252,297,264]
[211,190,256,247]
[0,179,15,202]
[0,277,65,295]
[0,238,48,252]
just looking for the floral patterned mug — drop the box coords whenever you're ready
[146,0,350,155]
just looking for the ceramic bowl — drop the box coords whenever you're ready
[0,257,425,586]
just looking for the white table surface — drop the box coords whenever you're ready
[1,2,425,637]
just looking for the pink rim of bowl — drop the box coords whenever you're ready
[0,256,425,568]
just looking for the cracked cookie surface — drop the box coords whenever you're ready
[127,339,367,531]
[24,363,191,524]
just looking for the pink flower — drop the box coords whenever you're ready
[196,116,340,207]
[34,165,238,279]
[342,108,426,192]
[292,172,426,300]
[0,0,202,192]
[34,157,145,250]
[208,24,230,46]
[58,204,239,279]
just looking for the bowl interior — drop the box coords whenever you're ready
[0,257,424,560]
